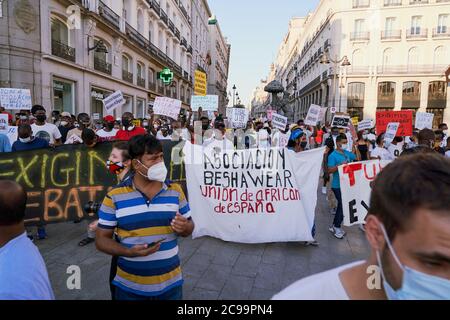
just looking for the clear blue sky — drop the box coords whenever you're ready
[208,0,320,107]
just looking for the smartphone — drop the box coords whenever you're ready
[148,238,166,247]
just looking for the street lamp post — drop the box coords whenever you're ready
[338,80,345,113]
[320,52,351,113]
[232,84,237,106]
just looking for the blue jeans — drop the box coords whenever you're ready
[115,285,183,301]
[332,188,344,228]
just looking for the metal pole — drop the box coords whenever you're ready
[331,62,337,112]
[233,88,236,106]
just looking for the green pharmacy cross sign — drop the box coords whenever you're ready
[158,67,174,85]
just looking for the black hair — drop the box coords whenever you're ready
[376,134,384,146]
[81,128,97,145]
[77,113,90,122]
[18,124,32,137]
[369,153,450,240]
[336,134,347,143]
[128,134,163,159]
[438,123,448,130]
[31,105,45,115]
[0,181,27,226]
[200,116,209,122]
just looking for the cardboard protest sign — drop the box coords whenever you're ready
[183,143,325,243]
[339,160,392,226]
[103,90,125,113]
[376,111,413,136]
[351,117,359,126]
[305,104,322,126]
[415,112,434,130]
[153,97,182,120]
[331,115,350,128]
[191,95,219,112]
[0,114,8,134]
[384,122,400,144]
[229,108,249,129]
[6,126,17,145]
[0,88,32,110]
[0,141,186,225]
[271,113,288,131]
[358,119,374,132]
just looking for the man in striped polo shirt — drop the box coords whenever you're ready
[96,135,194,300]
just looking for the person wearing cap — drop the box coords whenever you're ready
[96,115,119,142]
[115,112,146,141]
[58,112,75,144]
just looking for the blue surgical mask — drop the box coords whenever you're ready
[377,223,450,300]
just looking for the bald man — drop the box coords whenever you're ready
[0,181,54,300]
[115,112,146,141]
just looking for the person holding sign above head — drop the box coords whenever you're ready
[30,105,62,146]
[274,153,450,300]
[115,112,146,141]
[327,134,360,239]
[96,134,194,300]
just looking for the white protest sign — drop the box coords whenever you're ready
[103,90,125,113]
[271,113,288,131]
[318,107,328,123]
[305,104,322,126]
[415,112,434,130]
[384,122,400,144]
[358,119,374,132]
[0,88,32,110]
[92,113,100,120]
[6,126,18,145]
[229,108,249,129]
[183,142,325,243]
[331,115,350,128]
[0,114,8,133]
[153,97,182,120]
[339,160,392,226]
[191,95,219,112]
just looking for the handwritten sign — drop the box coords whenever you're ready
[194,70,207,96]
[191,95,219,112]
[384,122,400,144]
[376,111,413,136]
[331,115,350,128]
[0,88,32,110]
[153,97,182,120]
[271,113,288,131]
[229,108,249,129]
[415,112,434,130]
[358,119,374,132]
[0,114,8,133]
[305,104,322,126]
[103,90,125,113]
[6,126,18,145]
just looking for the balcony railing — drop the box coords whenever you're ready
[353,0,370,8]
[168,19,175,34]
[384,0,402,6]
[181,37,188,49]
[406,28,428,39]
[122,70,133,83]
[178,2,190,24]
[187,45,193,54]
[149,82,156,92]
[377,64,447,74]
[175,28,181,40]
[94,57,112,75]
[160,9,168,25]
[137,76,146,88]
[126,23,148,49]
[146,0,161,17]
[51,40,75,62]
[381,30,402,40]
[410,0,428,4]
[98,1,120,30]
[347,66,370,74]
[433,27,450,37]
[183,71,189,81]
[350,32,370,41]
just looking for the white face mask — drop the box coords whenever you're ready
[341,143,349,150]
[19,137,32,143]
[137,160,167,182]
[443,130,448,135]
[362,134,368,140]
[60,121,69,127]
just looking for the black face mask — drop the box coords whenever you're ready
[202,124,209,131]
[122,119,131,128]
[106,123,115,130]
[300,141,308,149]
[36,115,47,122]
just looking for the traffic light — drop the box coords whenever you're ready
[157,67,174,85]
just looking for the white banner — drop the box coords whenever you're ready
[103,90,125,113]
[415,112,434,130]
[0,88,32,110]
[339,160,392,226]
[305,104,322,126]
[271,113,288,131]
[153,97,182,120]
[229,108,249,129]
[358,119,374,131]
[0,114,8,133]
[183,143,325,243]
[191,95,219,112]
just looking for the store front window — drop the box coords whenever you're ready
[91,87,112,118]
[136,99,145,119]
[53,79,75,114]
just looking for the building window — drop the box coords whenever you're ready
[53,78,75,114]
[434,46,447,67]
[51,16,75,62]
[137,63,145,87]
[378,82,396,109]
[426,109,445,129]
[122,55,133,83]
[428,81,447,109]
[438,14,448,34]
[411,16,422,35]
[137,9,144,34]
[93,38,111,74]
[136,99,145,118]
[402,81,421,109]
[407,47,419,71]
[91,87,112,117]
[347,82,365,120]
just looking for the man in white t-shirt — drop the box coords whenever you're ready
[203,120,234,152]
[0,181,54,300]
[274,154,450,300]
[96,115,118,141]
[370,135,395,161]
[31,106,62,146]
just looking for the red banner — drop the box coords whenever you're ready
[376,111,413,136]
